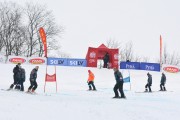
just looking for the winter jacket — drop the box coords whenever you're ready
[30,68,38,81]
[103,54,109,63]
[20,68,26,82]
[88,72,95,82]
[13,65,21,81]
[114,70,123,83]
[147,74,152,85]
[161,74,166,84]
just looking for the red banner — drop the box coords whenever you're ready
[44,66,57,93]
[46,74,56,82]
[7,56,27,64]
[39,27,47,57]
[163,66,179,73]
[162,64,180,73]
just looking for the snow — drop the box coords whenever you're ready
[0,64,180,120]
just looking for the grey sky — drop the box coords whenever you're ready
[4,0,180,61]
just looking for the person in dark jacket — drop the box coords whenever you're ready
[27,66,39,93]
[103,52,110,68]
[160,72,166,91]
[145,72,152,92]
[10,63,21,90]
[113,68,126,98]
[19,67,26,91]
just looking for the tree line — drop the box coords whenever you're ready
[1,2,179,65]
[0,1,62,57]
[106,39,180,65]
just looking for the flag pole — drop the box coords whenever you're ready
[128,70,131,91]
[160,35,162,71]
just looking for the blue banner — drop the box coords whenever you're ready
[67,59,87,67]
[120,62,140,70]
[140,62,160,71]
[123,76,130,83]
[47,58,68,66]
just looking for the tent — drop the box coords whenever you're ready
[86,44,119,69]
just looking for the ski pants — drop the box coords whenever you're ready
[113,81,125,97]
[103,62,108,68]
[145,83,152,92]
[160,83,166,91]
[88,81,96,90]
[10,76,19,89]
[18,81,24,91]
[28,79,38,91]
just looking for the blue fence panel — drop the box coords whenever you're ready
[67,59,87,67]
[47,58,68,66]
[140,62,160,71]
[123,76,130,83]
[120,62,140,70]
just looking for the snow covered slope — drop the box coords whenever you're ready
[0,64,180,120]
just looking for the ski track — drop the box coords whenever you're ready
[0,64,180,120]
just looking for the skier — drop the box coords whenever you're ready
[103,52,109,68]
[113,68,126,98]
[87,70,96,91]
[145,72,152,92]
[19,66,26,91]
[9,63,21,90]
[160,72,166,91]
[27,66,39,93]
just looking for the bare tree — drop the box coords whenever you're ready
[0,2,23,56]
[106,39,121,49]
[133,55,141,62]
[106,39,151,63]
[0,12,4,51]
[0,2,63,57]
[141,56,150,62]
[0,31,4,52]
[12,26,27,56]
[162,44,168,64]
[106,39,122,61]
[161,44,180,65]
[169,51,180,65]
[0,3,5,52]
[121,41,134,61]
[106,39,135,61]
[24,3,62,57]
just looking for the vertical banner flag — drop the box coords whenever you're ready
[39,27,47,57]
[160,35,162,67]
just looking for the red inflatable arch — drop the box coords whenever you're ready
[86,44,119,69]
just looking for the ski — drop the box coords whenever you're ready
[25,91,37,95]
[87,90,97,91]
[112,97,127,99]
[135,91,154,93]
[135,91,173,93]
[1,88,13,91]
[154,90,173,92]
